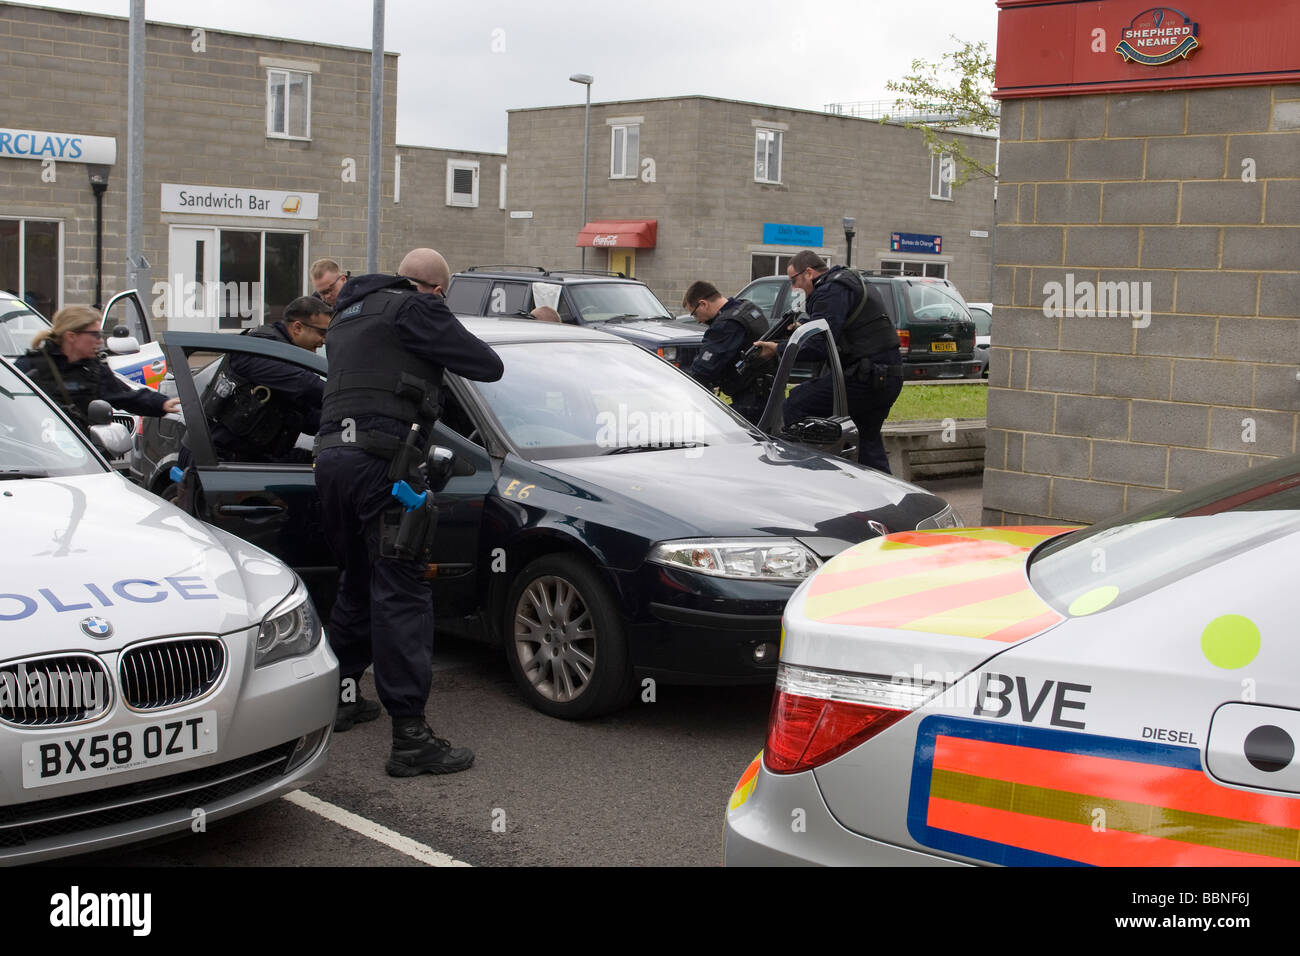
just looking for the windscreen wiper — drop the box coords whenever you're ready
[603,441,708,455]
[0,468,51,479]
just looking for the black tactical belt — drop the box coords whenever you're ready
[314,429,405,460]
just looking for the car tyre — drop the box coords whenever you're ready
[503,553,634,719]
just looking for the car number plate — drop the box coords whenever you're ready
[22,710,218,789]
[930,341,957,352]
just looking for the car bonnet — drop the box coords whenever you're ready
[0,473,297,653]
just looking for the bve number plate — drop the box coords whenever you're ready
[22,711,218,789]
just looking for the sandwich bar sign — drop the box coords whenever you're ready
[161,183,319,220]
[1116,7,1201,65]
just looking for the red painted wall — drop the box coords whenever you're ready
[995,0,1300,98]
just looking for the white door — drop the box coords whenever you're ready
[166,226,219,332]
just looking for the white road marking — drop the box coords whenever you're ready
[284,790,471,867]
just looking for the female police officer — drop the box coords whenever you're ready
[16,304,178,436]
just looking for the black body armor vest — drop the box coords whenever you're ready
[320,287,443,433]
[823,270,900,367]
[23,343,101,432]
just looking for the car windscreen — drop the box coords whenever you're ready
[1028,456,1300,617]
[568,283,673,322]
[906,283,969,322]
[0,362,101,477]
[0,296,51,358]
[737,280,784,321]
[468,341,757,460]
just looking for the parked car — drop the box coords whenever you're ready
[736,272,982,380]
[0,354,337,863]
[726,453,1300,865]
[446,266,706,372]
[966,302,992,378]
[153,317,962,719]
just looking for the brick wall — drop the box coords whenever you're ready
[984,86,1300,525]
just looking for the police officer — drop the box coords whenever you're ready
[314,248,503,777]
[203,296,331,462]
[754,250,903,472]
[310,258,348,311]
[17,304,179,437]
[682,281,769,423]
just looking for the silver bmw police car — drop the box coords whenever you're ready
[0,356,338,863]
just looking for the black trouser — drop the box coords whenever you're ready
[315,446,434,719]
[783,356,904,473]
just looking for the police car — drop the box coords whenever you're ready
[726,456,1300,865]
[0,355,337,863]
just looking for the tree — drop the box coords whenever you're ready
[883,37,998,187]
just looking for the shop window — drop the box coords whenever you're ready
[267,69,311,139]
[754,128,783,184]
[218,230,305,329]
[610,125,639,179]
[447,160,480,207]
[930,152,954,200]
[879,259,947,279]
[0,218,61,318]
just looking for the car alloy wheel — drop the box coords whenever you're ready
[504,554,633,719]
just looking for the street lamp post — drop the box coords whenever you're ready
[87,165,110,310]
[569,73,593,271]
[842,216,856,270]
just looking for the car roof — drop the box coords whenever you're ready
[453,268,645,286]
[454,314,633,345]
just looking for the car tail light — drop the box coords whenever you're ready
[898,329,910,354]
[764,663,934,774]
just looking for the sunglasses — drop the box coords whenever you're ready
[74,329,105,340]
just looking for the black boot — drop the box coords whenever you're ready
[334,675,381,732]
[387,717,474,777]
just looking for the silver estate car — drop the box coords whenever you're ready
[0,356,338,864]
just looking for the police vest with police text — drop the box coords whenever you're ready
[320,286,444,432]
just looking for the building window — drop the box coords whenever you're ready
[610,125,639,179]
[447,160,480,207]
[930,152,954,200]
[0,218,61,318]
[751,253,795,281]
[266,69,310,139]
[755,128,782,183]
[879,259,947,278]
[218,230,305,329]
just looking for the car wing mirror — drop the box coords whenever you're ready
[87,399,114,426]
[782,417,843,444]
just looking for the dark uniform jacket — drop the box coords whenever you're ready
[208,320,325,460]
[318,274,504,444]
[688,297,765,389]
[16,339,168,435]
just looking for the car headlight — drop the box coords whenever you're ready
[256,583,322,668]
[916,503,963,530]
[659,347,678,361]
[648,538,821,580]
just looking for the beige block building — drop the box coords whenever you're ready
[504,96,997,309]
[0,2,504,328]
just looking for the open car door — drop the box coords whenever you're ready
[101,289,167,389]
[756,318,859,462]
[160,330,491,622]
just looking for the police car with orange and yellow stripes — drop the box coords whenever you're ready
[726,456,1300,865]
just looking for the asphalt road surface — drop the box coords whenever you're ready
[55,475,982,868]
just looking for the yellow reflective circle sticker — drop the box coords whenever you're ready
[1201,614,1261,670]
[1068,586,1119,617]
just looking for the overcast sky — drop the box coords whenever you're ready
[21,0,998,153]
